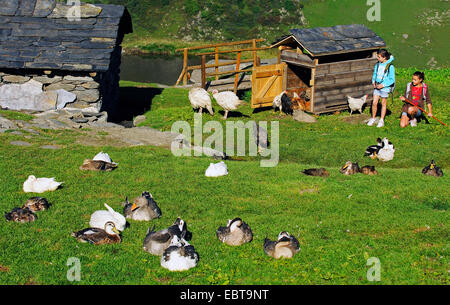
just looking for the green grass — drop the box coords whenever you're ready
[0,70,448,285]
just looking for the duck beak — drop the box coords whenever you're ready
[131,203,138,211]
[113,227,120,234]
[430,164,434,169]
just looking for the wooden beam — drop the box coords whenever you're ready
[175,39,265,52]
[234,52,241,94]
[256,75,277,99]
[183,48,188,85]
[195,46,271,56]
[201,55,206,89]
[215,47,219,81]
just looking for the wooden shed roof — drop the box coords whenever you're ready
[271,24,386,57]
[0,0,132,72]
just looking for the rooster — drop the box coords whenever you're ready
[347,94,368,115]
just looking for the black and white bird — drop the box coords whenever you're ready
[272,90,286,115]
[422,160,443,177]
[123,192,161,221]
[216,217,253,246]
[377,138,395,162]
[143,217,189,255]
[252,121,268,153]
[281,93,294,115]
[364,137,383,159]
[160,235,199,271]
[263,231,300,259]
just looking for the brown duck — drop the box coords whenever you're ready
[216,218,253,246]
[79,159,118,171]
[22,197,50,212]
[71,221,121,245]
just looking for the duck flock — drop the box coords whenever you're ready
[4,136,444,273]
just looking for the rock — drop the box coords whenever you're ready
[293,109,317,123]
[48,2,102,18]
[72,117,89,124]
[10,141,32,147]
[133,115,147,126]
[0,116,18,130]
[55,89,77,109]
[80,82,100,89]
[0,0,19,16]
[0,80,59,111]
[63,75,94,82]
[34,91,58,111]
[72,89,100,103]
[32,75,63,84]
[402,34,408,39]
[40,145,61,150]
[33,0,56,17]
[2,75,31,83]
[45,82,76,91]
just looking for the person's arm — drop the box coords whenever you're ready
[425,85,432,116]
[381,65,395,88]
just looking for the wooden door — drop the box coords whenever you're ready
[251,62,287,108]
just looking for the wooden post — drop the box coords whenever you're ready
[277,46,282,64]
[252,39,257,67]
[215,47,219,81]
[183,48,188,85]
[201,55,206,89]
[234,52,241,94]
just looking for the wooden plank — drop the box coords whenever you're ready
[196,46,270,56]
[187,58,254,71]
[256,96,276,104]
[183,48,188,85]
[234,52,241,94]
[176,39,265,52]
[256,75,277,98]
[255,70,283,78]
[201,55,206,89]
[215,47,219,81]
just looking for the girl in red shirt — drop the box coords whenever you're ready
[399,71,432,128]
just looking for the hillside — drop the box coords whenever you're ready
[81,0,448,68]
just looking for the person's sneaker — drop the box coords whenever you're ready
[410,118,417,127]
[376,119,384,128]
[367,118,376,126]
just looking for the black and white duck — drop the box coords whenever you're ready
[263,231,300,259]
[302,168,329,177]
[22,197,50,212]
[71,221,121,245]
[422,160,444,177]
[360,165,378,175]
[216,217,253,246]
[160,235,199,271]
[5,207,37,223]
[364,137,383,159]
[143,217,188,255]
[123,192,162,221]
[340,161,360,175]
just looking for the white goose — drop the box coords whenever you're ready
[377,138,395,162]
[160,235,199,271]
[23,175,62,193]
[89,203,127,232]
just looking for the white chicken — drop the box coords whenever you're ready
[377,137,395,162]
[188,87,214,115]
[23,175,62,193]
[212,89,245,119]
[347,94,368,115]
[89,203,127,232]
[272,90,286,114]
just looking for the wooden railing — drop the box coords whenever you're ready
[175,39,269,93]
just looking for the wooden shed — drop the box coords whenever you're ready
[251,24,386,114]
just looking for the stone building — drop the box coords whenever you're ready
[0,0,132,120]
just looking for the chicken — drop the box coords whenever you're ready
[377,138,395,162]
[347,94,368,115]
[188,87,214,115]
[212,89,245,119]
[272,90,286,115]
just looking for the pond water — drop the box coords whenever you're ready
[120,54,201,85]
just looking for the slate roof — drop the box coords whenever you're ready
[0,0,132,72]
[271,24,386,56]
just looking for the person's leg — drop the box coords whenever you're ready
[400,112,409,128]
[380,98,387,120]
[371,94,380,119]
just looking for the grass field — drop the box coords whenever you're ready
[0,69,448,285]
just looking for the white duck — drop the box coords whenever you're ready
[89,203,127,232]
[160,235,199,271]
[92,152,118,166]
[188,87,214,115]
[23,175,62,193]
[212,89,245,119]
[377,137,395,162]
[205,161,228,177]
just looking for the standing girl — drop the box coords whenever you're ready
[367,49,395,128]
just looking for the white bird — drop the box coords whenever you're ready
[92,152,117,166]
[188,87,214,115]
[205,161,228,177]
[377,137,395,162]
[272,90,286,114]
[160,235,199,271]
[212,89,245,119]
[89,203,127,232]
[347,94,368,115]
[23,175,62,193]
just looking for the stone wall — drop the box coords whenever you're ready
[0,68,103,112]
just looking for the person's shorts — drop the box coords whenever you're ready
[373,88,391,98]
[402,108,422,118]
